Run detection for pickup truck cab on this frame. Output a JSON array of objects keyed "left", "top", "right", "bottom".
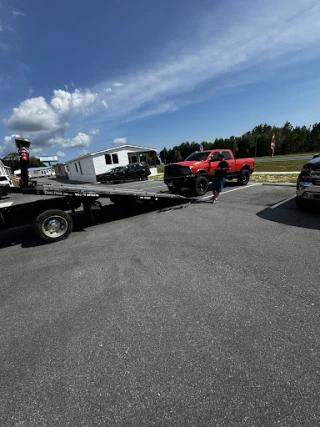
[{"left": 164, "top": 149, "right": 255, "bottom": 195}]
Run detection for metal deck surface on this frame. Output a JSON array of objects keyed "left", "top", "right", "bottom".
[
  {"left": 41, "top": 182, "right": 190, "bottom": 200},
  {"left": 0, "top": 192, "right": 63, "bottom": 209},
  {"left": 0, "top": 179, "right": 191, "bottom": 210}
]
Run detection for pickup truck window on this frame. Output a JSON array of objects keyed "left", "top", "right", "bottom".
[
  {"left": 222, "top": 151, "right": 232, "bottom": 160},
  {"left": 210, "top": 151, "right": 232, "bottom": 161},
  {"left": 185, "top": 152, "right": 209, "bottom": 161}
]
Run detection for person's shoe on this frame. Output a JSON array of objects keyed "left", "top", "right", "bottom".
[{"left": 210, "top": 196, "right": 215, "bottom": 202}]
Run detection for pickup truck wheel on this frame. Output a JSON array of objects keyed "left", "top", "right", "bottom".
[
  {"left": 238, "top": 169, "right": 250, "bottom": 185},
  {"left": 194, "top": 176, "right": 209, "bottom": 196},
  {"left": 34, "top": 209, "right": 73, "bottom": 243},
  {"left": 141, "top": 173, "right": 148, "bottom": 180}
]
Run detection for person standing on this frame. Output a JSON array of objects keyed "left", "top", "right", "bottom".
[{"left": 211, "top": 153, "right": 230, "bottom": 202}]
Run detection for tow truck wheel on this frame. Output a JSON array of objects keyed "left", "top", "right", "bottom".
[
  {"left": 34, "top": 209, "right": 73, "bottom": 243},
  {"left": 194, "top": 176, "right": 209, "bottom": 196}
]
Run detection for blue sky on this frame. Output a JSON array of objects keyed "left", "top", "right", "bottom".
[{"left": 1, "top": 0, "right": 320, "bottom": 161}]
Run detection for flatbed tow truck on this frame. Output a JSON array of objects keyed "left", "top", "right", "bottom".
[{"left": 0, "top": 182, "right": 191, "bottom": 243}]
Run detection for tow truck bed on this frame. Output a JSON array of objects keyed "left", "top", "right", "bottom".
[{"left": 0, "top": 181, "right": 192, "bottom": 243}]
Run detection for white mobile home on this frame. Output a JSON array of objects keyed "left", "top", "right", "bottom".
[
  {"left": 57, "top": 145, "right": 160, "bottom": 183},
  {"left": 14, "top": 166, "right": 55, "bottom": 179}
]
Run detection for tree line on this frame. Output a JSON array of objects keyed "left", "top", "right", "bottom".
[{"left": 159, "top": 121, "right": 320, "bottom": 163}]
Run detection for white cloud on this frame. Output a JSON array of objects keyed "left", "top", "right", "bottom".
[
  {"left": 113, "top": 82, "right": 123, "bottom": 87},
  {"left": 50, "top": 88, "right": 98, "bottom": 115},
  {"left": 2, "top": 88, "right": 100, "bottom": 153},
  {"left": 57, "top": 151, "right": 66, "bottom": 157},
  {"left": 0, "top": 134, "right": 20, "bottom": 154},
  {"left": 30, "top": 147, "right": 44, "bottom": 155},
  {"left": 12, "top": 10, "right": 25, "bottom": 16},
  {"left": 104, "top": 88, "right": 112, "bottom": 93},
  {"left": 48, "top": 133, "right": 92, "bottom": 148},
  {"left": 112, "top": 137, "right": 127, "bottom": 145},
  {"left": 89, "top": 128, "right": 99, "bottom": 135},
  {"left": 102, "top": 100, "right": 108, "bottom": 108}
]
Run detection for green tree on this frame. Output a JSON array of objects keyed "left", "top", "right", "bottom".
[
  {"left": 173, "top": 150, "right": 183, "bottom": 162},
  {"left": 1, "top": 152, "right": 20, "bottom": 171},
  {"left": 1, "top": 152, "right": 44, "bottom": 171}
]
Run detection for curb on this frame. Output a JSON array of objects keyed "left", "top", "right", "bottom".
[
  {"left": 254, "top": 172, "right": 300, "bottom": 175},
  {"left": 262, "top": 183, "right": 296, "bottom": 187}
]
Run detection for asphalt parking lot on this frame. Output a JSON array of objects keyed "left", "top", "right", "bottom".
[{"left": 1, "top": 181, "right": 320, "bottom": 426}]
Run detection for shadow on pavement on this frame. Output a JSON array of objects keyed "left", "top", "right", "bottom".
[
  {"left": 0, "top": 199, "right": 189, "bottom": 249},
  {"left": 257, "top": 199, "right": 320, "bottom": 231}
]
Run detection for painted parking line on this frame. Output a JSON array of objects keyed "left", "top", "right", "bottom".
[
  {"left": 200, "top": 183, "right": 261, "bottom": 200},
  {"left": 270, "top": 195, "right": 296, "bottom": 209}
]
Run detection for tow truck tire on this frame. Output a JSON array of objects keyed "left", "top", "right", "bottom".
[
  {"left": 238, "top": 169, "right": 250, "bottom": 185},
  {"left": 194, "top": 176, "right": 209, "bottom": 196},
  {"left": 34, "top": 209, "right": 73, "bottom": 243}
]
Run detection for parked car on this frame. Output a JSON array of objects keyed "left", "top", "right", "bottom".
[
  {"left": 164, "top": 149, "right": 254, "bottom": 195},
  {"left": 296, "top": 156, "right": 320, "bottom": 208},
  {"left": 0, "top": 175, "right": 15, "bottom": 198},
  {"left": 97, "top": 163, "right": 151, "bottom": 183}
]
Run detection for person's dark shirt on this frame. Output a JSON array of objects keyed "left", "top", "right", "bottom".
[{"left": 215, "top": 160, "right": 230, "bottom": 177}]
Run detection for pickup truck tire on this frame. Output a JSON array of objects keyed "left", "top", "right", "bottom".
[
  {"left": 238, "top": 169, "right": 250, "bottom": 185},
  {"left": 34, "top": 209, "right": 73, "bottom": 243},
  {"left": 194, "top": 176, "right": 209, "bottom": 196}
]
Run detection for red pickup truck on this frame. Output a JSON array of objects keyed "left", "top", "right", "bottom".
[{"left": 164, "top": 149, "right": 255, "bottom": 195}]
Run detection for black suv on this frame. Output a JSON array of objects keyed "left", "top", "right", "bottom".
[{"left": 97, "top": 163, "right": 151, "bottom": 183}]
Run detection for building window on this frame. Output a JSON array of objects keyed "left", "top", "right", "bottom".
[
  {"left": 105, "top": 154, "right": 112, "bottom": 164},
  {"left": 79, "top": 161, "right": 83, "bottom": 175},
  {"left": 112, "top": 154, "right": 119, "bottom": 164},
  {"left": 75, "top": 163, "right": 78, "bottom": 173}
]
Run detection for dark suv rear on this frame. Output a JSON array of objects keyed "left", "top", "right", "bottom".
[
  {"left": 296, "top": 157, "right": 320, "bottom": 208},
  {"left": 97, "top": 163, "right": 151, "bottom": 183}
]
